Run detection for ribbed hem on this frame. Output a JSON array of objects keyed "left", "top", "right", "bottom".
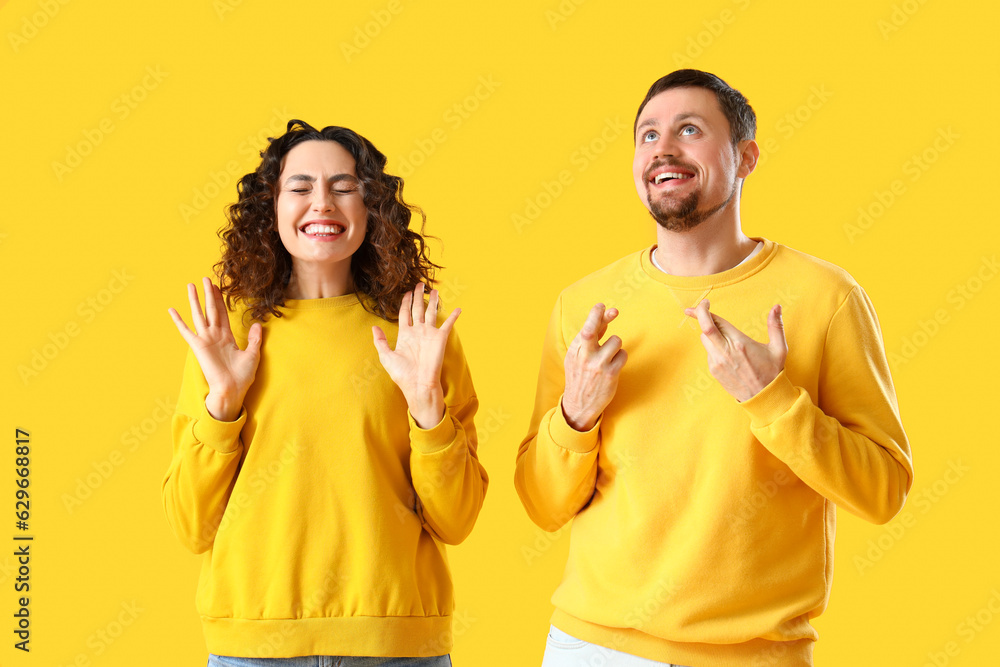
[
  {"left": 203, "top": 614, "right": 453, "bottom": 659},
  {"left": 740, "top": 371, "right": 803, "bottom": 428},
  {"left": 551, "top": 610, "right": 813, "bottom": 667},
  {"left": 408, "top": 410, "right": 459, "bottom": 454},
  {"left": 546, "top": 398, "right": 601, "bottom": 453},
  {"left": 191, "top": 403, "right": 246, "bottom": 454}
]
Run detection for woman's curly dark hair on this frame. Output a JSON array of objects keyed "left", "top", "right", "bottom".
[{"left": 214, "top": 119, "right": 441, "bottom": 323}]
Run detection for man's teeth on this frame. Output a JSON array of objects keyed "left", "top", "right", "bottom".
[
  {"left": 654, "top": 172, "right": 694, "bottom": 185},
  {"left": 303, "top": 223, "right": 345, "bottom": 235}
]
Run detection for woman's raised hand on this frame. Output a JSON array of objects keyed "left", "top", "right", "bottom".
[
  {"left": 372, "top": 283, "right": 460, "bottom": 430},
  {"left": 168, "top": 277, "right": 262, "bottom": 422}
]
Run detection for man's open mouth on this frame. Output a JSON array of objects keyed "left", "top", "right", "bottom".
[{"left": 652, "top": 170, "right": 695, "bottom": 185}]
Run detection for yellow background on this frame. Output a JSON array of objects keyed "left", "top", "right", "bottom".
[{"left": 2, "top": 0, "right": 998, "bottom": 665}]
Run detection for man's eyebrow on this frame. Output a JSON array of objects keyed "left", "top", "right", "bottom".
[
  {"left": 636, "top": 118, "right": 659, "bottom": 135},
  {"left": 284, "top": 173, "right": 360, "bottom": 184},
  {"left": 674, "top": 112, "right": 706, "bottom": 124}
]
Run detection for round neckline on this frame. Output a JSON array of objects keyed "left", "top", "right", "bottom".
[
  {"left": 640, "top": 237, "right": 777, "bottom": 291},
  {"left": 279, "top": 292, "right": 364, "bottom": 309}
]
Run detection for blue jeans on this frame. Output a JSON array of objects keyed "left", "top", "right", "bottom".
[
  {"left": 541, "top": 625, "right": 692, "bottom": 667},
  {"left": 207, "top": 655, "right": 451, "bottom": 667}
]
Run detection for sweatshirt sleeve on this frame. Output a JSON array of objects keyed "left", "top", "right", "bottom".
[
  {"left": 740, "top": 284, "right": 913, "bottom": 525},
  {"left": 408, "top": 328, "right": 489, "bottom": 546},
  {"left": 161, "top": 348, "right": 246, "bottom": 553},
  {"left": 514, "top": 293, "right": 602, "bottom": 532}
]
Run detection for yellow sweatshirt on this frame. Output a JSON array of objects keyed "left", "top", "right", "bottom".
[
  {"left": 162, "top": 292, "right": 488, "bottom": 658},
  {"left": 515, "top": 238, "right": 912, "bottom": 667}
]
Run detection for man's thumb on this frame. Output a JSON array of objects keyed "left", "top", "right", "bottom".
[{"left": 767, "top": 304, "right": 787, "bottom": 356}]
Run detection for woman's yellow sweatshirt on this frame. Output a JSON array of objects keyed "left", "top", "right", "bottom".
[
  {"left": 162, "top": 292, "right": 488, "bottom": 658},
  {"left": 515, "top": 238, "right": 913, "bottom": 667}
]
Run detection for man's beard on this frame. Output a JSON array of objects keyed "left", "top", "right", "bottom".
[{"left": 646, "top": 180, "right": 737, "bottom": 232}]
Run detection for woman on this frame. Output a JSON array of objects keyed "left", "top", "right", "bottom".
[{"left": 162, "top": 120, "right": 487, "bottom": 666}]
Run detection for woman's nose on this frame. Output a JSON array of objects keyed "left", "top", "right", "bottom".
[{"left": 311, "top": 190, "right": 335, "bottom": 212}]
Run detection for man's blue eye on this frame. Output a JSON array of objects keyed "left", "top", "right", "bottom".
[
  {"left": 681, "top": 126, "right": 698, "bottom": 135},
  {"left": 643, "top": 131, "right": 658, "bottom": 142}
]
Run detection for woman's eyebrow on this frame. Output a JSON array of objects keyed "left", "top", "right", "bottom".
[{"left": 284, "top": 173, "right": 360, "bottom": 184}]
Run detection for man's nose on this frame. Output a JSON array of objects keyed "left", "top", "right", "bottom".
[{"left": 652, "top": 133, "right": 681, "bottom": 159}]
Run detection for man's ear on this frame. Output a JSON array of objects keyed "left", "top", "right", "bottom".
[{"left": 736, "top": 139, "right": 759, "bottom": 179}]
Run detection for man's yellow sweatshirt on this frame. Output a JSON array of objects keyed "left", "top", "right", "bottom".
[
  {"left": 515, "top": 238, "right": 913, "bottom": 667},
  {"left": 162, "top": 292, "right": 488, "bottom": 658}
]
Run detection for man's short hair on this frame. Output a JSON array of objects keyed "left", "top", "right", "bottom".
[{"left": 634, "top": 69, "right": 756, "bottom": 147}]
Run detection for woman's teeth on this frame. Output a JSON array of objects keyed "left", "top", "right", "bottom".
[{"left": 303, "top": 223, "right": 345, "bottom": 235}]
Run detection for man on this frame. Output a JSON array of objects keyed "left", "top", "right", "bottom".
[{"left": 514, "top": 69, "right": 913, "bottom": 667}]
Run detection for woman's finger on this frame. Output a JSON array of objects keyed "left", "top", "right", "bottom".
[
  {"left": 167, "top": 307, "right": 196, "bottom": 346},
  {"left": 425, "top": 288, "right": 440, "bottom": 327},
  {"left": 245, "top": 322, "right": 263, "bottom": 358},
  {"left": 211, "top": 282, "right": 237, "bottom": 338},
  {"left": 372, "top": 325, "right": 392, "bottom": 356},
  {"left": 187, "top": 282, "right": 208, "bottom": 334},
  {"left": 202, "top": 277, "right": 219, "bottom": 327},
  {"left": 438, "top": 306, "right": 461, "bottom": 337},
  {"left": 398, "top": 289, "right": 413, "bottom": 327},
  {"left": 411, "top": 283, "right": 427, "bottom": 324}
]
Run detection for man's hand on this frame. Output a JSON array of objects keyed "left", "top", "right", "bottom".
[
  {"left": 684, "top": 299, "right": 787, "bottom": 402},
  {"left": 561, "top": 303, "right": 628, "bottom": 431}
]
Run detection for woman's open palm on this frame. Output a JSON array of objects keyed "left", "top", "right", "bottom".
[
  {"left": 372, "top": 283, "right": 459, "bottom": 428},
  {"left": 168, "top": 277, "right": 262, "bottom": 419}
]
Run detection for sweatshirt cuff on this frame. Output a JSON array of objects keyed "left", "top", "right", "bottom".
[
  {"left": 191, "top": 401, "right": 246, "bottom": 454},
  {"left": 546, "top": 396, "right": 601, "bottom": 454},
  {"left": 408, "top": 410, "right": 459, "bottom": 454},
  {"left": 740, "top": 371, "right": 803, "bottom": 428}
]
